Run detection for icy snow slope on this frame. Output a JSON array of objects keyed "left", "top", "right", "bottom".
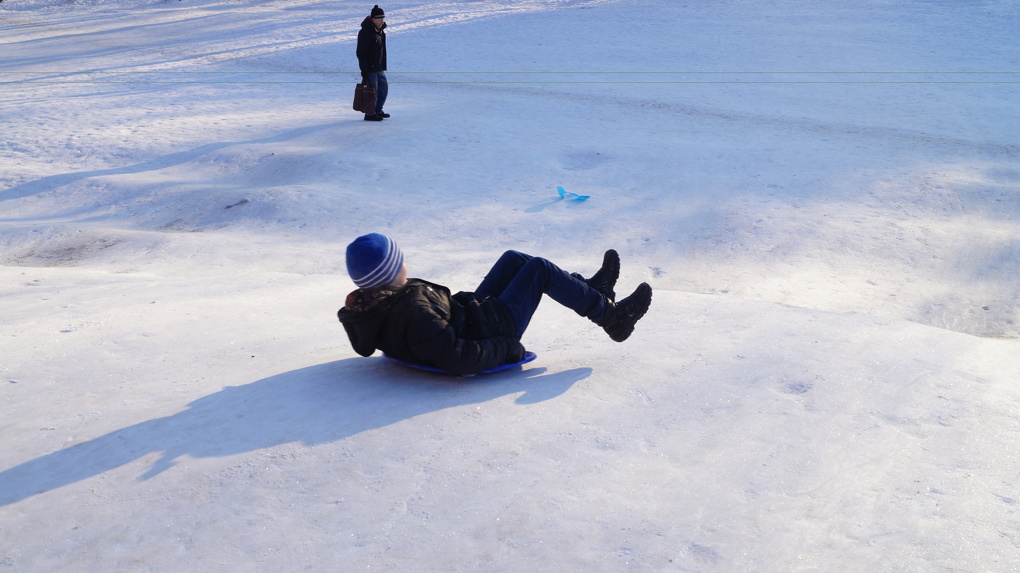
[{"left": 3, "top": 0, "right": 1020, "bottom": 571}]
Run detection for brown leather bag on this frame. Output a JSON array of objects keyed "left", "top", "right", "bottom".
[{"left": 353, "top": 83, "right": 377, "bottom": 113}]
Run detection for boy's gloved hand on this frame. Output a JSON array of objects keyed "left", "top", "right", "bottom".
[{"left": 505, "top": 340, "right": 525, "bottom": 365}]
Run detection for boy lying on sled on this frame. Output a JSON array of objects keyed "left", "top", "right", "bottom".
[{"left": 338, "top": 233, "right": 652, "bottom": 376}]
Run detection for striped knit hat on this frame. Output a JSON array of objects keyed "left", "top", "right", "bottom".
[{"left": 346, "top": 233, "right": 405, "bottom": 289}]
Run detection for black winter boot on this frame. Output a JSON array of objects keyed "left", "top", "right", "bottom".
[
  {"left": 585, "top": 249, "right": 620, "bottom": 301},
  {"left": 597, "top": 282, "right": 652, "bottom": 342}
]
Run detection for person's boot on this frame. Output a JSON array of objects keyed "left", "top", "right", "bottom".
[
  {"left": 597, "top": 282, "right": 652, "bottom": 342},
  {"left": 585, "top": 249, "right": 620, "bottom": 301}
]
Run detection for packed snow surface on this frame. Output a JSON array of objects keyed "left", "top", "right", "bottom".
[{"left": 2, "top": 0, "right": 1019, "bottom": 570}]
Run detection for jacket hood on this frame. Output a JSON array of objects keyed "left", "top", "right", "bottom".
[{"left": 337, "top": 286, "right": 401, "bottom": 356}]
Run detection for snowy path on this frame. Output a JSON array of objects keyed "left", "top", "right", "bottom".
[{"left": 3, "top": 0, "right": 1020, "bottom": 570}]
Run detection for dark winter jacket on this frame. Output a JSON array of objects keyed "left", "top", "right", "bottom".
[
  {"left": 356, "top": 16, "right": 387, "bottom": 75},
  {"left": 338, "top": 279, "right": 525, "bottom": 376}
]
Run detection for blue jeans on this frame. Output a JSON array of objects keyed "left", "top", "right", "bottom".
[
  {"left": 362, "top": 72, "right": 388, "bottom": 114},
  {"left": 474, "top": 251, "right": 607, "bottom": 339}
]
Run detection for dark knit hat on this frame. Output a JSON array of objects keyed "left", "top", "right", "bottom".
[
  {"left": 346, "top": 233, "right": 404, "bottom": 289},
  {"left": 370, "top": 5, "right": 385, "bottom": 18}
]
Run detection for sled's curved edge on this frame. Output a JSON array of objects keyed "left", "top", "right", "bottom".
[{"left": 385, "top": 351, "right": 537, "bottom": 375}]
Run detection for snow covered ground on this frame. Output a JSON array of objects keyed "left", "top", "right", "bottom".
[{"left": 2, "top": 0, "right": 1019, "bottom": 570}]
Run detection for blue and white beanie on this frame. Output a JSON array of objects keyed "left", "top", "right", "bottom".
[{"left": 346, "top": 233, "right": 405, "bottom": 289}]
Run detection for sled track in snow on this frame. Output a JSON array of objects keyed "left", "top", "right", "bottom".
[{"left": 437, "top": 80, "right": 1019, "bottom": 159}]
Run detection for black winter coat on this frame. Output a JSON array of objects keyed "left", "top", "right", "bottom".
[
  {"left": 338, "top": 279, "right": 525, "bottom": 376},
  {"left": 356, "top": 16, "right": 387, "bottom": 74}
]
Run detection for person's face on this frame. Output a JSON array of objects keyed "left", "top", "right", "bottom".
[{"left": 373, "top": 15, "right": 384, "bottom": 28}]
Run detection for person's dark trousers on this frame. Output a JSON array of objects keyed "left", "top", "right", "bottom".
[
  {"left": 362, "top": 72, "right": 388, "bottom": 114},
  {"left": 474, "top": 250, "right": 607, "bottom": 338}
]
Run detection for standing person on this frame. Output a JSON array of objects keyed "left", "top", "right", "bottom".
[
  {"left": 357, "top": 5, "right": 389, "bottom": 121},
  {"left": 337, "top": 233, "right": 654, "bottom": 376}
]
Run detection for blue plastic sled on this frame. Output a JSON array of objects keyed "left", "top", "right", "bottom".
[
  {"left": 557, "top": 186, "right": 590, "bottom": 202},
  {"left": 385, "top": 351, "right": 537, "bottom": 376}
]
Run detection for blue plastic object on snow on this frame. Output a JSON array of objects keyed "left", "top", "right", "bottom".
[
  {"left": 558, "top": 186, "right": 590, "bottom": 202},
  {"left": 385, "top": 351, "right": 538, "bottom": 376}
]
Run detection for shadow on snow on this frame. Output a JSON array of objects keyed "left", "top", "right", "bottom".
[{"left": 0, "top": 357, "right": 590, "bottom": 506}]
